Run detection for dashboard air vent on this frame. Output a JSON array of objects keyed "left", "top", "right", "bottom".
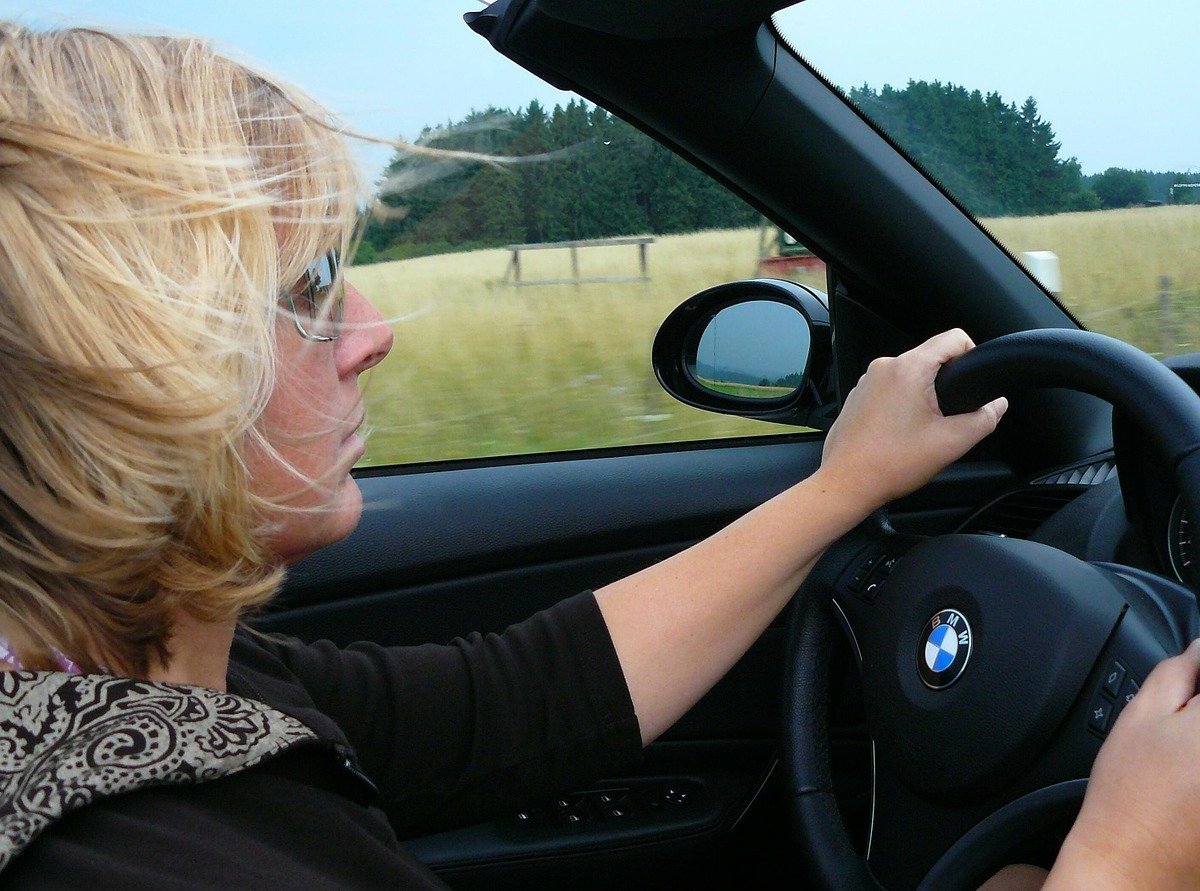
[
  {"left": 959, "top": 485, "right": 1088, "bottom": 539},
  {"left": 1029, "top": 460, "right": 1117, "bottom": 487},
  {"left": 957, "top": 457, "right": 1116, "bottom": 539}
]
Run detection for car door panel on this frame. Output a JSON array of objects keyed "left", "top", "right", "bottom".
[{"left": 276, "top": 438, "right": 825, "bottom": 607}]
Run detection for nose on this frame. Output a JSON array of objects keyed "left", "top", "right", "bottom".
[{"left": 337, "top": 281, "right": 394, "bottom": 378}]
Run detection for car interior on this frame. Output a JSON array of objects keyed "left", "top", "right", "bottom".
[{"left": 244, "top": 1, "right": 1197, "bottom": 888}]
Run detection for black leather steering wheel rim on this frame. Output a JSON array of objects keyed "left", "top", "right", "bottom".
[
  {"left": 783, "top": 579, "right": 882, "bottom": 890},
  {"left": 783, "top": 328, "right": 1200, "bottom": 890}
]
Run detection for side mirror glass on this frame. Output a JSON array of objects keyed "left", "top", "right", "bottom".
[{"left": 690, "top": 301, "right": 811, "bottom": 401}]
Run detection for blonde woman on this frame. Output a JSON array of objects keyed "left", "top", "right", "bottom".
[{"left": 0, "top": 23, "right": 1192, "bottom": 890}]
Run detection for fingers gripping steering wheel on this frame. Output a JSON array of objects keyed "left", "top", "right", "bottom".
[{"left": 784, "top": 329, "right": 1200, "bottom": 890}]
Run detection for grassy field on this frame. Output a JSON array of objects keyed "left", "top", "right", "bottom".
[
  {"left": 699, "top": 379, "right": 797, "bottom": 399},
  {"left": 986, "top": 205, "right": 1200, "bottom": 352},
  {"left": 348, "top": 206, "right": 1200, "bottom": 467}
]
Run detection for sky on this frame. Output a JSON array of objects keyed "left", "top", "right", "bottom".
[
  {"left": 696, "top": 301, "right": 813, "bottom": 383},
  {"left": 774, "top": 0, "right": 1198, "bottom": 177},
  {"left": 1, "top": 0, "right": 1195, "bottom": 185}
]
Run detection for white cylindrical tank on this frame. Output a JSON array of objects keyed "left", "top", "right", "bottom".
[{"left": 1022, "top": 250, "right": 1062, "bottom": 295}]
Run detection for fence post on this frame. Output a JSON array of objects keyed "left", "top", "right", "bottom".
[
  {"left": 500, "top": 236, "right": 654, "bottom": 286},
  {"left": 1159, "top": 275, "right": 1175, "bottom": 356}
]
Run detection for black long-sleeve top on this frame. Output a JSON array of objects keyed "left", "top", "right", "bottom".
[{"left": 4, "top": 591, "right": 642, "bottom": 888}]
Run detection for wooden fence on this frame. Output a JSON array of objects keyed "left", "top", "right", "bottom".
[{"left": 501, "top": 236, "right": 653, "bottom": 286}]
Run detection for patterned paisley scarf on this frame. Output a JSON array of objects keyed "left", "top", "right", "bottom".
[{"left": 0, "top": 671, "right": 317, "bottom": 870}]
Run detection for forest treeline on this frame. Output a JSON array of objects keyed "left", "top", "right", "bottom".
[{"left": 358, "top": 81, "right": 1195, "bottom": 264}]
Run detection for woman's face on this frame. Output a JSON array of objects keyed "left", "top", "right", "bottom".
[{"left": 251, "top": 279, "right": 394, "bottom": 563}]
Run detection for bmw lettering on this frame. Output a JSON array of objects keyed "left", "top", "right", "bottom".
[{"left": 918, "top": 609, "right": 973, "bottom": 690}]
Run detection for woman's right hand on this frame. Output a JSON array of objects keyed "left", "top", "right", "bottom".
[
  {"left": 1047, "top": 640, "right": 1200, "bottom": 889},
  {"left": 816, "top": 329, "right": 1008, "bottom": 513}
]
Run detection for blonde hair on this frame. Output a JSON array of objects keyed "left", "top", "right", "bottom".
[{"left": 0, "top": 24, "right": 361, "bottom": 676}]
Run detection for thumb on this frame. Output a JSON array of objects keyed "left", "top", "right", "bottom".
[
  {"left": 944, "top": 395, "right": 1008, "bottom": 441},
  {"left": 1134, "top": 639, "right": 1200, "bottom": 716}
]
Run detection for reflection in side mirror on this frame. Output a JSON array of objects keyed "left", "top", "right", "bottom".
[{"left": 688, "top": 301, "right": 811, "bottom": 401}]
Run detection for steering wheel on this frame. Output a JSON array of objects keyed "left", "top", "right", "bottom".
[{"left": 783, "top": 329, "right": 1200, "bottom": 890}]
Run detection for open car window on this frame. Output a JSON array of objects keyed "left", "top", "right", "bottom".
[
  {"left": 352, "top": 121, "right": 809, "bottom": 466},
  {"left": 775, "top": 0, "right": 1198, "bottom": 357}
]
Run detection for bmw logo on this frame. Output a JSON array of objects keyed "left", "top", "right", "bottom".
[{"left": 918, "top": 608, "right": 972, "bottom": 689}]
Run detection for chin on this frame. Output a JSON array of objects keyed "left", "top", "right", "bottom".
[
  {"left": 274, "top": 476, "right": 364, "bottom": 564},
  {"left": 326, "top": 477, "right": 365, "bottom": 543}
]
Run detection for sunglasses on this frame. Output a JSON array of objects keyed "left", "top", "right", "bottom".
[{"left": 282, "top": 249, "right": 343, "bottom": 341}]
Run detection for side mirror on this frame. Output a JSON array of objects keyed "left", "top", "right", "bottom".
[{"left": 652, "top": 279, "right": 835, "bottom": 428}]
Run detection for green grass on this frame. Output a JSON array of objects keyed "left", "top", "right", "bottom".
[
  {"left": 349, "top": 207, "right": 1200, "bottom": 467},
  {"left": 698, "top": 378, "right": 796, "bottom": 399},
  {"left": 349, "top": 229, "right": 796, "bottom": 466},
  {"left": 987, "top": 205, "right": 1200, "bottom": 354}
]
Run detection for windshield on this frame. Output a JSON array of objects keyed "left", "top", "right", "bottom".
[{"left": 775, "top": 0, "right": 1198, "bottom": 357}]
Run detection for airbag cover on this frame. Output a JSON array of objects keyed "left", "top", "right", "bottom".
[{"left": 859, "top": 534, "right": 1124, "bottom": 798}]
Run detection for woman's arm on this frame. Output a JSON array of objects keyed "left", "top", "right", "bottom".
[
  {"left": 239, "top": 593, "right": 643, "bottom": 835},
  {"left": 595, "top": 329, "right": 1008, "bottom": 744}
]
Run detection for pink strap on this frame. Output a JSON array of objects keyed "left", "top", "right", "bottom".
[{"left": 0, "top": 634, "right": 81, "bottom": 674}]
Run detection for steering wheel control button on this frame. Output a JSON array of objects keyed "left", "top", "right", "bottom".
[
  {"left": 846, "top": 552, "right": 899, "bottom": 602},
  {"left": 848, "top": 554, "right": 883, "bottom": 592},
  {"left": 1101, "top": 661, "right": 1126, "bottom": 698},
  {"left": 917, "top": 608, "right": 973, "bottom": 689},
  {"left": 1088, "top": 696, "right": 1113, "bottom": 735},
  {"left": 1118, "top": 676, "right": 1140, "bottom": 707}
]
